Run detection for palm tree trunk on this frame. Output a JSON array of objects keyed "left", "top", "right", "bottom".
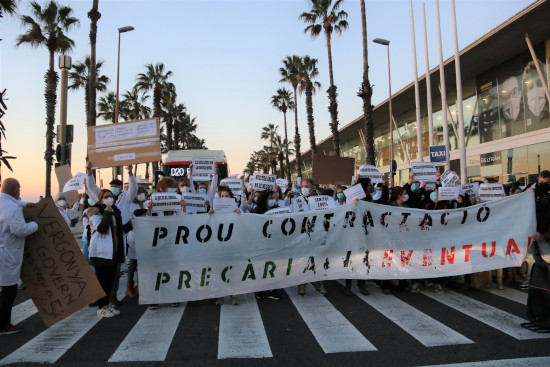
[
  {"left": 293, "top": 86, "right": 302, "bottom": 178},
  {"left": 44, "top": 65, "right": 59, "bottom": 198},
  {"left": 305, "top": 84, "right": 317, "bottom": 154},
  {"left": 278, "top": 153, "right": 284, "bottom": 178},
  {"left": 325, "top": 31, "right": 341, "bottom": 157},
  {"left": 88, "top": 0, "right": 100, "bottom": 127},
  {"left": 166, "top": 116, "right": 173, "bottom": 151},
  {"left": 283, "top": 111, "right": 291, "bottom": 181},
  {"left": 358, "top": 0, "right": 375, "bottom": 165}
]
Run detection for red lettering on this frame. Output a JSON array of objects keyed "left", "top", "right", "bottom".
[
  {"left": 482, "top": 241, "right": 496, "bottom": 258},
  {"left": 462, "top": 244, "right": 473, "bottom": 262},
  {"left": 382, "top": 250, "right": 393, "bottom": 267},
  {"left": 505, "top": 238, "right": 520, "bottom": 255},
  {"left": 441, "top": 247, "right": 455, "bottom": 265},
  {"left": 422, "top": 249, "right": 432, "bottom": 267},
  {"left": 401, "top": 250, "right": 414, "bottom": 266}
]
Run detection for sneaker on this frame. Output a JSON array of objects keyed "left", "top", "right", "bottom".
[
  {"left": 170, "top": 303, "right": 180, "bottom": 307},
  {"left": 267, "top": 290, "right": 280, "bottom": 300},
  {"left": 0, "top": 324, "right": 22, "bottom": 335},
  {"left": 317, "top": 283, "right": 327, "bottom": 295},
  {"left": 520, "top": 281, "right": 529, "bottom": 290},
  {"left": 97, "top": 306, "right": 115, "bottom": 318},
  {"left": 107, "top": 304, "right": 120, "bottom": 316},
  {"left": 148, "top": 304, "right": 159, "bottom": 310},
  {"left": 298, "top": 284, "right": 306, "bottom": 296},
  {"left": 411, "top": 282, "right": 421, "bottom": 293},
  {"left": 433, "top": 283, "right": 445, "bottom": 294}
]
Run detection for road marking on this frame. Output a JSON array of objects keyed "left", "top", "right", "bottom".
[
  {"left": 0, "top": 308, "right": 100, "bottom": 365},
  {"left": 480, "top": 286, "right": 527, "bottom": 305},
  {"left": 423, "top": 289, "right": 550, "bottom": 340},
  {"left": 416, "top": 356, "right": 550, "bottom": 367},
  {"left": 109, "top": 304, "right": 186, "bottom": 362},
  {"left": 285, "top": 284, "right": 377, "bottom": 353},
  {"left": 217, "top": 294, "right": 272, "bottom": 359},
  {"left": 11, "top": 299, "right": 37, "bottom": 325},
  {"left": 337, "top": 280, "right": 473, "bottom": 347}
]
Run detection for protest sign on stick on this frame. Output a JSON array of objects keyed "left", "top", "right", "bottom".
[{"left": 21, "top": 198, "right": 105, "bottom": 326}]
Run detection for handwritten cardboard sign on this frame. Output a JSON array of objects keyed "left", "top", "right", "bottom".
[
  {"left": 87, "top": 118, "right": 161, "bottom": 169},
  {"left": 182, "top": 193, "right": 207, "bottom": 213},
  {"left": 21, "top": 198, "right": 105, "bottom": 327}
]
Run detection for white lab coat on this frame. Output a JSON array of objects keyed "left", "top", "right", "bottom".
[
  {"left": 86, "top": 173, "right": 138, "bottom": 225},
  {"left": 0, "top": 194, "right": 39, "bottom": 286}
]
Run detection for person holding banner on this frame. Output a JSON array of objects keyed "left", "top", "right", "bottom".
[
  {"left": 87, "top": 189, "right": 125, "bottom": 318},
  {"left": 0, "top": 178, "right": 39, "bottom": 335},
  {"left": 404, "top": 171, "right": 428, "bottom": 209},
  {"left": 334, "top": 186, "right": 347, "bottom": 206},
  {"left": 251, "top": 189, "right": 278, "bottom": 215}
]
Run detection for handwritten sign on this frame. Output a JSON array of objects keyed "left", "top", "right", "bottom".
[
  {"left": 150, "top": 193, "right": 182, "bottom": 213},
  {"left": 265, "top": 207, "right": 292, "bottom": 216},
  {"left": 358, "top": 165, "right": 383, "bottom": 184},
  {"left": 479, "top": 183, "right": 506, "bottom": 202},
  {"left": 220, "top": 178, "right": 243, "bottom": 195},
  {"left": 213, "top": 198, "right": 238, "bottom": 213},
  {"left": 292, "top": 196, "right": 309, "bottom": 212},
  {"left": 252, "top": 173, "right": 276, "bottom": 192},
  {"left": 182, "top": 193, "right": 207, "bottom": 213},
  {"left": 308, "top": 195, "right": 336, "bottom": 211},
  {"left": 440, "top": 170, "right": 460, "bottom": 188},
  {"left": 438, "top": 186, "right": 460, "bottom": 201},
  {"left": 343, "top": 184, "right": 367, "bottom": 201},
  {"left": 21, "top": 198, "right": 105, "bottom": 326},
  {"left": 411, "top": 162, "right": 438, "bottom": 182}
]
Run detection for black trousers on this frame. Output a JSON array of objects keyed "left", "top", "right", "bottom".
[
  {"left": 95, "top": 266, "right": 116, "bottom": 308},
  {"left": 0, "top": 284, "right": 18, "bottom": 329}
]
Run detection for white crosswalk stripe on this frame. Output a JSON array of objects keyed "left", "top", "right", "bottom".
[
  {"left": 422, "top": 289, "right": 550, "bottom": 340},
  {"left": 416, "top": 356, "right": 550, "bottom": 367},
  {"left": 480, "top": 286, "right": 528, "bottom": 305},
  {"left": 337, "top": 280, "right": 474, "bottom": 347},
  {"left": 285, "top": 284, "right": 377, "bottom": 353},
  {"left": 11, "top": 299, "right": 37, "bottom": 326}
]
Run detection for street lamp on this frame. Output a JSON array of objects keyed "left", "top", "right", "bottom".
[
  {"left": 373, "top": 38, "right": 394, "bottom": 187},
  {"left": 114, "top": 26, "right": 134, "bottom": 124}
]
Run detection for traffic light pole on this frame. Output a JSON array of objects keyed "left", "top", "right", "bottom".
[{"left": 58, "top": 55, "right": 71, "bottom": 166}]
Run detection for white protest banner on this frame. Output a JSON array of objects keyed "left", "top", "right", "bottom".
[
  {"left": 291, "top": 196, "right": 309, "bottom": 212},
  {"left": 192, "top": 157, "right": 216, "bottom": 180},
  {"left": 440, "top": 170, "right": 460, "bottom": 188},
  {"left": 63, "top": 176, "right": 84, "bottom": 192},
  {"left": 343, "top": 184, "right": 366, "bottom": 201},
  {"left": 438, "top": 186, "right": 460, "bottom": 201},
  {"left": 479, "top": 183, "right": 506, "bottom": 202},
  {"left": 308, "top": 195, "right": 336, "bottom": 211},
  {"left": 461, "top": 182, "right": 480, "bottom": 198},
  {"left": 182, "top": 193, "right": 207, "bottom": 213},
  {"left": 265, "top": 207, "right": 292, "bottom": 216},
  {"left": 213, "top": 197, "right": 238, "bottom": 213},
  {"left": 252, "top": 173, "right": 276, "bottom": 192},
  {"left": 151, "top": 193, "right": 182, "bottom": 213},
  {"left": 358, "top": 165, "right": 383, "bottom": 184},
  {"left": 411, "top": 162, "right": 438, "bottom": 182},
  {"left": 134, "top": 192, "right": 536, "bottom": 304},
  {"left": 276, "top": 178, "right": 289, "bottom": 188},
  {"left": 220, "top": 178, "right": 243, "bottom": 195}
]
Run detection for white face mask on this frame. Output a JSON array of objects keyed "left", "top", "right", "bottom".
[
  {"left": 57, "top": 200, "right": 66, "bottom": 208},
  {"left": 104, "top": 197, "right": 114, "bottom": 207},
  {"left": 137, "top": 193, "right": 146, "bottom": 202},
  {"left": 402, "top": 194, "right": 409, "bottom": 203},
  {"left": 501, "top": 77, "right": 522, "bottom": 121},
  {"left": 527, "top": 79, "right": 546, "bottom": 117},
  {"left": 181, "top": 186, "right": 190, "bottom": 193},
  {"left": 301, "top": 187, "right": 311, "bottom": 197}
]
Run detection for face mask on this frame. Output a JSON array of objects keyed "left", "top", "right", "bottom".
[
  {"left": 402, "top": 194, "right": 409, "bottom": 203},
  {"left": 268, "top": 199, "right": 276, "bottom": 208},
  {"left": 104, "top": 197, "right": 114, "bottom": 207},
  {"left": 453, "top": 201, "right": 459, "bottom": 208},
  {"left": 301, "top": 187, "right": 311, "bottom": 197},
  {"left": 501, "top": 77, "right": 521, "bottom": 121},
  {"left": 110, "top": 187, "right": 120, "bottom": 196},
  {"left": 88, "top": 199, "right": 95, "bottom": 206},
  {"left": 57, "top": 200, "right": 66, "bottom": 208},
  {"left": 411, "top": 183, "right": 419, "bottom": 192},
  {"left": 430, "top": 192, "right": 437, "bottom": 201},
  {"left": 168, "top": 188, "right": 176, "bottom": 193},
  {"left": 337, "top": 193, "right": 344, "bottom": 200},
  {"left": 527, "top": 78, "right": 546, "bottom": 117},
  {"left": 137, "top": 193, "right": 146, "bottom": 202},
  {"left": 181, "top": 186, "right": 190, "bottom": 193},
  {"left": 253, "top": 197, "right": 258, "bottom": 203},
  {"left": 372, "top": 191, "right": 382, "bottom": 201},
  {"left": 199, "top": 188, "right": 207, "bottom": 194}
]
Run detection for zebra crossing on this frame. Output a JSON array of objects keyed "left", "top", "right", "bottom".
[{"left": 1, "top": 279, "right": 548, "bottom": 365}]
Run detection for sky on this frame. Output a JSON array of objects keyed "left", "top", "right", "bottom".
[{"left": 0, "top": 0, "right": 536, "bottom": 201}]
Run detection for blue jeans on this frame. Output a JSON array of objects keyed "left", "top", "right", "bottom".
[{"left": 82, "top": 237, "right": 95, "bottom": 273}]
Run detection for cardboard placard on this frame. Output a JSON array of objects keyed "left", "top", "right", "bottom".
[
  {"left": 311, "top": 155, "right": 355, "bottom": 185},
  {"left": 54, "top": 164, "right": 79, "bottom": 207},
  {"left": 252, "top": 173, "right": 276, "bottom": 192},
  {"left": 479, "top": 183, "right": 506, "bottom": 202},
  {"left": 220, "top": 178, "right": 243, "bottom": 195},
  {"left": 411, "top": 162, "right": 438, "bottom": 182},
  {"left": 182, "top": 193, "right": 207, "bottom": 213},
  {"left": 308, "top": 195, "right": 336, "bottom": 211},
  {"left": 440, "top": 170, "right": 460, "bottom": 188},
  {"left": 213, "top": 197, "right": 238, "bottom": 213},
  {"left": 292, "top": 196, "right": 309, "bottom": 212},
  {"left": 438, "top": 186, "right": 460, "bottom": 201},
  {"left": 150, "top": 193, "right": 182, "bottom": 213},
  {"left": 265, "top": 207, "right": 292, "bottom": 216},
  {"left": 21, "top": 198, "right": 105, "bottom": 327},
  {"left": 358, "top": 165, "right": 383, "bottom": 184},
  {"left": 460, "top": 182, "right": 480, "bottom": 198},
  {"left": 343, "top": 184, "right": 367, "bottom": 201},
  {"left": 87, "top": 118, "right": 161, "bottom": 169},
  {"left": 192, "top": 157, "right": 216, "bottom": 180}
]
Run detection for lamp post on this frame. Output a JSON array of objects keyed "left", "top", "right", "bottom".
[
  {"left": 373, "top": 38, "right": 394, "bottom": 187},
  {"left": 58, "top": 55, "right": 72, "bottom": 166}
]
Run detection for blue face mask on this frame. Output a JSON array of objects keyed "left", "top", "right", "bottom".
[
  {"left": 168, "top": 188, "right": 176, "bottom": 193},
  {"left": 88, "top": 199, "right": 95, "bottom": 206},
  {"left": 411, "top": 183, "right": 419, "bottom": 191},
  {"left": 337, "top": 193, "right": 344, "bottom": 200},
  {"left": 110, "top": 187, "right": 120, "bottom": 196},
  {"left": 430, "top": 192, "right": 437, "bottom": 201},
  {"left": 199, "top": 188, "right": 207, "bottom": 194},
  {"left": 268, "top": 199, "right": 276, "bottom": 208},
  {"left": 372, "top": 191, "right": 382, "bottom": 201}
]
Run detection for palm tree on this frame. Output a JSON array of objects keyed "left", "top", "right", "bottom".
[
  {"left": 272, "top": 135, "right": 287, "bottom": 177},
  {"left": 299, "top": 55, "right": 321, "bottom": 154},
  {"left": 87, "top": 0, "right": 100, "bottom": 127},
  {"left": 0, "top": 0, "right": 18, "bottom": 22},
  {"left": 120, "top": 86, "right": 151, "bottom": 121},
  {"left": 97, "top": 91, "right": 117, "bottom": 123},
  {"left": 271, "top": 88, "right": 294, "bottom": 180},
  {"left": 16, "top": 1, "right": 79, "bottom": 197},
  {"left": 358, "top": 0, "right": 375, "bottom": 165},
  {"left": 279, "top": 55, "right": 304, "bottom": 178},
  {"left": 300, "top": 0, "right": 349, "bottom": 156},
  {"left": 169, "top": 102, "right": 187, "bottom": 148},
  {"left": 0, "top": 92, "right": 16, "bottom": 182},
  {"left": 68, "top": 55, "right": 110, "bottom": 126},
  {"left": 260, "top": 123, "right": 278, "bottom": 151}
]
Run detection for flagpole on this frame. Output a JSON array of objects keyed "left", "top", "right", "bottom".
[
  {"left": 452, "top": 0, "right": 467, "bottom": 184},
  {"left": 410, "top": 0, "right": 424, "bottom": 162}
]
